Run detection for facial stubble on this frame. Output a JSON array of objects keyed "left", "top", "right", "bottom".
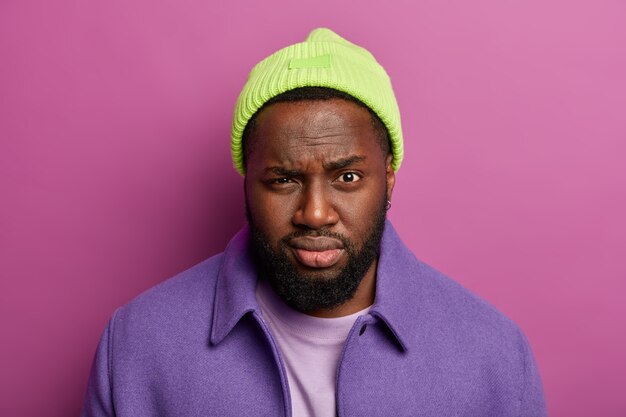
[{"left": 246, "top": 192, "right": 388, "bottom": 314}]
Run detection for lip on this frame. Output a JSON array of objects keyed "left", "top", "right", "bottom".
[
  {"left": 288, "top": 236, "right": 344, "bottom": 251},
  {"left": 288, "top": 236, "right": 345, "bottom": 268}
]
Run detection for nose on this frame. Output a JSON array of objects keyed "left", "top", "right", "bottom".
[{"left": 292, "top": 181, "right": 339, "bottom": 230}]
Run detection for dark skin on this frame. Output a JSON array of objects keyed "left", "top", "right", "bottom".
[{"left": 245, "top": 99, "right": 395, "bottom": 318}]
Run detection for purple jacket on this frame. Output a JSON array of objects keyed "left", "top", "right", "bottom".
[{"left": 81, "top": 221, "right": 546, "bottom": 416}]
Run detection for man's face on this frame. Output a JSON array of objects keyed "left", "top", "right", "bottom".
[{"left": 244, "top": 98, "right": 395, "bottom": 314}]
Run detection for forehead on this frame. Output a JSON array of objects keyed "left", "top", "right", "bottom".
[{"left": 246, "top": 99, "right": 382, "bottom": 172}]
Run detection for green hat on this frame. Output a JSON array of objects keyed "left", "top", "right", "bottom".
[{"left": 231, "top": 28, "right": 403, "bottom": 175}]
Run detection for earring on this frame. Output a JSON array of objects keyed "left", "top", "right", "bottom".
[{"left": 385, "top": 200, "right": 392, "bottom": 210}]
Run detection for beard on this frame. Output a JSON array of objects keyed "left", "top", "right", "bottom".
[{"left": 246, "top": 195, "right": 388, "bottom": 314}]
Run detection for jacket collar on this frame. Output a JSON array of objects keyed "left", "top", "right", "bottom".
[
  {"left": 368, "top": 220, "right": 423, "bottom": 351},
  {"left": 209, "top": 227, "right": 259, "bottom": 345},
  {"left": 210, "top": 221, "right": 422, "bottom": 351}
]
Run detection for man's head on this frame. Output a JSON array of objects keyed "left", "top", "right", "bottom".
[
  {"left": 244, "top": 94, "right": 395, "bottom": 315},
  {"left": 232, "top": 28, "right": 403, "bottom": 316}
]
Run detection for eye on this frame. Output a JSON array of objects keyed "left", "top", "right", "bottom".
[
  {"left": 267, "top": 177, "right": 296, "bottom": 186},
  {"left": 272, "top": 178, "right": 292, "bottom": 184},
  {"left": 336, "top": 172, "right": 362, "bottom": 183}
]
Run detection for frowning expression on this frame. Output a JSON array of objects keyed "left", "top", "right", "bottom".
[{"left": 244, "top": 98, "right": 395, "bottom": 312}]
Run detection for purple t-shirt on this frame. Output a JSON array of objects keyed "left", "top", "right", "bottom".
[{"left": 257, "top": 279, "right": 370, "bottom": 417}]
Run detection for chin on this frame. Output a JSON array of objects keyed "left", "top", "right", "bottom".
[{"left": 294, "top": 267, "right": 344, "bottom": 283}]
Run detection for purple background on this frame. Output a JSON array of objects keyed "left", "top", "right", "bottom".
[{"left": 1, "top": 1, "right": 625, "bottom": 416}]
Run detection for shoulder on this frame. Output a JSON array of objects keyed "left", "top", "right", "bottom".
[
  {"left": 415, "top": 261, "right": 546, "bottom": 414},
  {"left": 111, "top": 253, "right": 224, "bottom": 339},
  {"left": 415, "top": 259, "right": 521, "bottom": 342},
  {"left": 380, "top": 222, "right": 524, "bottom": 352},
  {"left": 407, "top": 258, "right": 531, "bottom": 385}
]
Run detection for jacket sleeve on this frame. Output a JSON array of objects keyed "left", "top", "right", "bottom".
[
  {"left": 518, "top": 328, "right": 547, "bottom": 417},
  {"left": 80, "top": 315, "right": 116, "bottom": 417}
]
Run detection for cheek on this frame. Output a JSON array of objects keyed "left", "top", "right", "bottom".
[
  {"left": 247, "top": 186, "right": 296, "bottom": 233},
  {"left": 334, "top": 187, "right": 386, "bottom": 235}
]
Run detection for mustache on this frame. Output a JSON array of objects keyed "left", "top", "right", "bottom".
[{"left": 280, "top": 229, "right": 352, "bottom": 248}]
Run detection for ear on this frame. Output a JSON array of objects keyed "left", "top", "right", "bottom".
[{"left": 385, "top": 153, "right": 395, "bottom": 202}]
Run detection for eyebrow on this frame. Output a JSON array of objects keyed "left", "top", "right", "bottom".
[
  {"left": 265, "top": 167, "right": 301, "bottom": 176},
  {"left": 264, "top": 155, "right": 367, "bottom": 176},
  {"left": 323, "top": 155, "right": 366, "bottom": 171}
]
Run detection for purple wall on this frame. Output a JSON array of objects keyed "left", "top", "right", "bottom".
[{"left": 1, "top": 1, "right": 625, "bottom": 416}]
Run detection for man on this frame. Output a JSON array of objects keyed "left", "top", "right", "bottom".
[{"left": 82, "top": 28, "right": 546, "bottom": 416}]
